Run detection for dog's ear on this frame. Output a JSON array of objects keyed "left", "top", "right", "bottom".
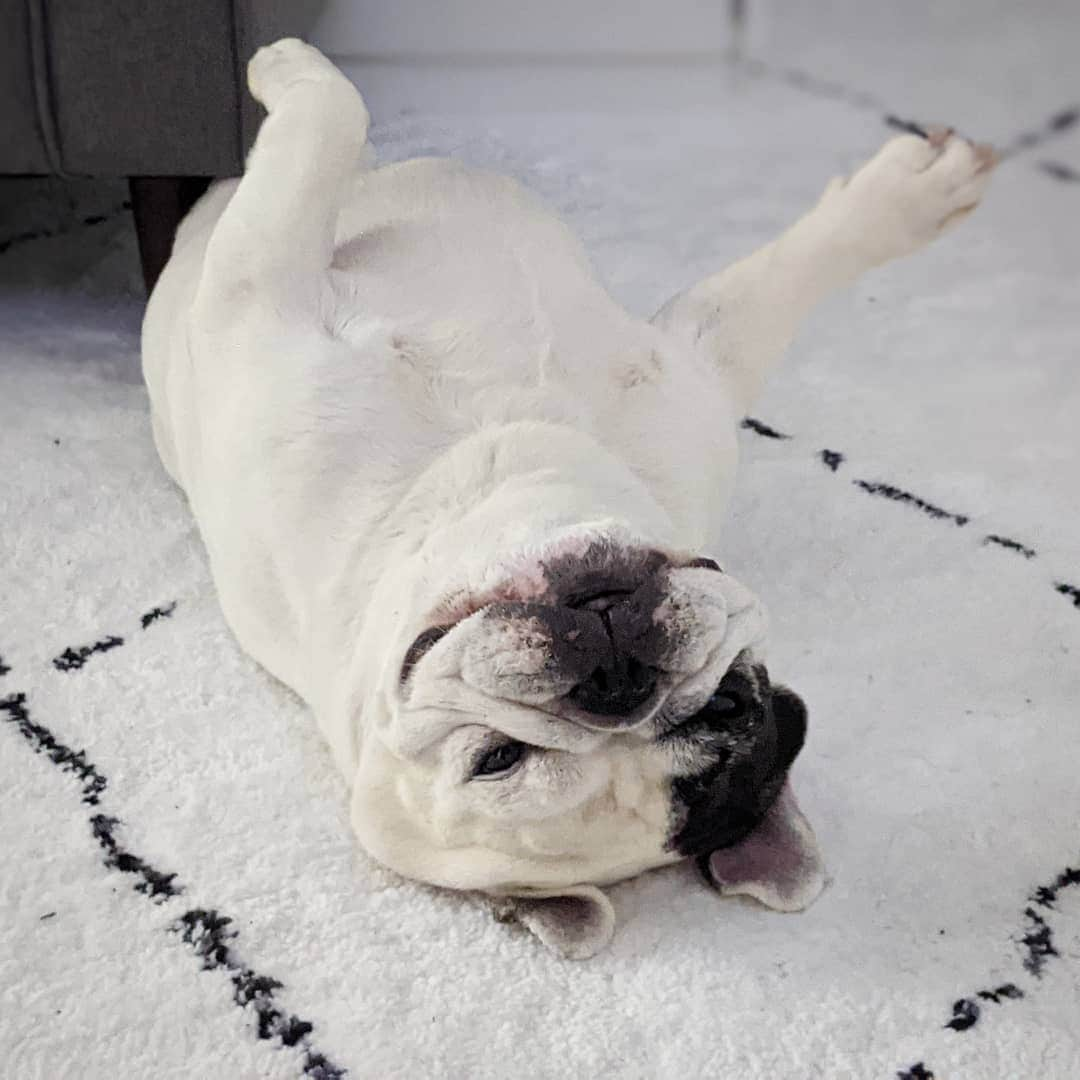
[
  {"left": 495, "top": 884, "right": 615, "bottom": 959},
  {"left": 699, "top": 779, "right": 825, "bottom": 911},
  {"left": 770, "top": 682, "right": 809, "bottom": 772}
]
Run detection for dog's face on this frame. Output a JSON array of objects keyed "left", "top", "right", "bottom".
[{"left": 350, "top": 536, "right": 824, "bottom": 956}]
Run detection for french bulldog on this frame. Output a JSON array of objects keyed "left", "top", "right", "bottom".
[{"left": 142, "top": 39, "right": 995, "bottom": 957}]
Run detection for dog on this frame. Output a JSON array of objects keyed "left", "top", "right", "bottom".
[{"left": 142, "top": 39, "right": 995, "bottom": 957}]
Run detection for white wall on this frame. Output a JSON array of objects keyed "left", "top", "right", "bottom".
[
  {"left": 311, "top": 1, "right": 733, "bottom": 61},
  {"left": 310, "top": 1, "right": 738, "bottom": 116}
]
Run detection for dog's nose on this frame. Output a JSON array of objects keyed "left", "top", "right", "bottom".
[
  {"left": 567, "top": 654, "right": 657, "bottom": 717},
  {"left": 562, "top": 585, "right": 661, "bottom": 722}
]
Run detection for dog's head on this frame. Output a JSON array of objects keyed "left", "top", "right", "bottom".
[{"left": 350, "top": 533, "right": 824, "bottom": 957}]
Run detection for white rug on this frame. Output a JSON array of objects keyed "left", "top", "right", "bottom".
[{"left": 3, "top": 28, "right": 1080, "bottom": 1080}]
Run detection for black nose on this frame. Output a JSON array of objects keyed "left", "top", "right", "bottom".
[
  {"left": 567, "top": 655, "right": 657, "bottom": 717},
  {"left": 562, "top": 585, "right": 661, "bottom": 721}
]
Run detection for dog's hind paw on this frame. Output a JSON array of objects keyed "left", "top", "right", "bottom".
[{"left": 247, "top": 38, "right": 363, "bottom": 116}]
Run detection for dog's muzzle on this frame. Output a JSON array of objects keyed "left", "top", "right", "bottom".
[
  {"left": 402, "top": 543, "right": 740, "bottom": 730},
  {"left": 523, "top": 547, "right": 677, "bottom": 727}
]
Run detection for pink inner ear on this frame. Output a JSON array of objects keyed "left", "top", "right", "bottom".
[{"left": 705, "top": 780, "right": 826, "bottom": 911}]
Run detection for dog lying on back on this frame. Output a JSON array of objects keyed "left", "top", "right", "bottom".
[{"left": 142, "top": 40, "right": 995, "bottom": 957}]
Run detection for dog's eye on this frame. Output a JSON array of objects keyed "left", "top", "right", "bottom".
[{"left": 473, "top": 740, "right": 527, "bottom": 779}]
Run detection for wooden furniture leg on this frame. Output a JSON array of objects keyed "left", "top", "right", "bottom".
[{"left": 128, "top": 176, "right": 212, "bottom": 293}]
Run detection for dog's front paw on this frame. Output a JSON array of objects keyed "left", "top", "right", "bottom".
[
  {"left": 824, "top": 127, "right": 997, "bottom": 265},
  {"left": 247, "top": 38, "right": 362, "bottom": 115}
]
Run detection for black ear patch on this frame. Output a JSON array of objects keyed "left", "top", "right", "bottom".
[
  {"left": 667, "top": 665, "right": 811, "bottom": 860},
  {"left": 770, "top": 684, "right": 808, "bottom": 772},
  {"left": 668, "top": 670, "right": 823, "bottom": 910}
]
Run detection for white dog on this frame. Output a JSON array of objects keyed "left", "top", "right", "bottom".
[{"left": 142, "top": 40, "right": 995, "bottom": 957}]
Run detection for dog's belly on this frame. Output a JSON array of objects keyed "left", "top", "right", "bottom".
[
  {"left": 327, "top": 158, "right": 742, "bottom": 541},
  {"left": 329, "top": 159, "right": 624, "bottom": 391}
]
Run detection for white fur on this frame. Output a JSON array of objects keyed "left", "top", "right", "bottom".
[{"left": 141, "top": 41, "right": 994, "bottom": 949}]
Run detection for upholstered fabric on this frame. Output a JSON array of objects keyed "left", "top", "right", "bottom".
[
  {"left": 1, "top": 1, "right": 53, "bottom": 172},
  {"left": 0, "top": 0, "right": 324, "bottom": 177}
]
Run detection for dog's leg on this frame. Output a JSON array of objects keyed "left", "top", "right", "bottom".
[
  {"left": 652, "top": 129, "right": 996, "bottom": 411},
  {"left": 194, "top": 39, "right": 370, "bottom": 323}
]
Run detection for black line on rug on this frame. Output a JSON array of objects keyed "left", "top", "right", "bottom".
[
  {"left": 0, "top": 688, "right": 347, "bottom": 1077},
  {"left": 750, "top": 423, "right": 1080, "bottom": 603},
  {"left": 736, "top": 56, "right": 886, "bottom": 113},
  {"left": 741, "top": 416, "right": 791, "bottom": 440},
  {"left": 897, "top": 1064, "right": 935, "bottom": 1080},
  {"left": 1001, "top": 106, "right": 1079, "bottom": 158},
  {"left": 853, "top": 479, "right": 970, "bottom": 526},
  {"left": 944, "top": 996, "right": 980, "bottom": 1032},
  {"left": 53, "top": 635, "right": 125, "bottom": 672},
  {"left": 90, "top": 814, "right": 181, "bottom": 900},
  {"left": 1027, "top": 866, "right": 1080, "bottom": 968},
  {"left": 984, "top": 534, "right": 1037, "bottom": 559},
  {"left": 1, "top": 690, "right": 177, "bottom": 892},
  {"left": 141, "top": 601, "right": 178, "bottom": 629},
  {"left": 774, "top": 65, "right": 884, "bottom": 109},
  {"left": 977, "top": 983, "right": 1025, "bottom": 1005},
  {"left": 1039, "top": 161, "right": 1080, "bottom": 183},
  {"left": 0, "top": 653, "right": 10, "bottom": 676},
  {"left": 944, "top": 983, "right": 1023, "bottom": 1032},
  {"left": 1021, "top": 907, "right": 1056, "bottom": 976},
  {"left": 1, "top": 691, "right": 107, "bottom": 804},
  {"left": 1055, "top": 583, "right": 1080, "bottom": 608},
  {"left": 0, "top": 199, "right": 133, "bottom": 256},
  {"left": 54, "top": 602, "right": 180, "bottom": 670},
  {"left": 938, "top": 861, "right": 1080, "bottom": 1040},
  {"left": 172, "top": 910, "right": 347, "bottom": 1079}
]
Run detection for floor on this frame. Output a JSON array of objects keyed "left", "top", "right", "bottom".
[{"left": 2, "top": 4, "right": 1078, "bottom": 1078}]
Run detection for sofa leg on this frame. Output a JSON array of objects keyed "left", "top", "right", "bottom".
[{"left": 128, "top": 176, "right": 212, "bottom": 294}]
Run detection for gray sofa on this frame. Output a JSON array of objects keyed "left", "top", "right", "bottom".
[{"left": 2, "top": 0, "right": 324, "bottom": 289}]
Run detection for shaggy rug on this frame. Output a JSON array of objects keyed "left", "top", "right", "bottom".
[{"left": 2, "top": 35, "right": 1079, "bottom": 1080}]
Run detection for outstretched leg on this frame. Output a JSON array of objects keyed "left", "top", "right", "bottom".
[
  {"left": 652, "top": 129, "right": 997, "bottom": 411},
  {"left": 194, "top": 39, "right": 370, "bottom": 323}
]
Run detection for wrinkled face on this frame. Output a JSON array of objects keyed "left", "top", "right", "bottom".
[{"left": 350, "top": 539, "right": 810, "bottom": 901}]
